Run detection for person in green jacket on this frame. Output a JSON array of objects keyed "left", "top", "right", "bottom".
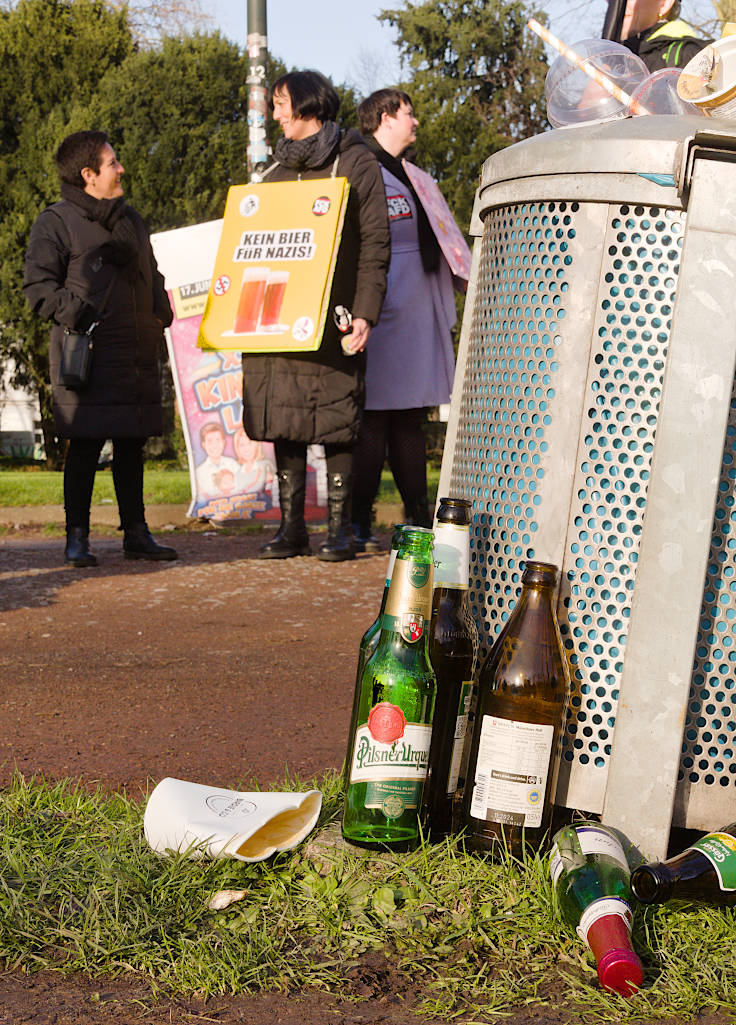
[{"left": 621, "top": 0, "right": 712, "bottom": 71}]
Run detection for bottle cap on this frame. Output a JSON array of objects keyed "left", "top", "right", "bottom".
[
  {"left": 597, "top": 948, "right": 644, "bottom": 997},
  {"left": 586, "top": 912, "right": 643, "bottom": 996},
  {"left": 435, "top": 497, "right": 472, "bottom": 527}
]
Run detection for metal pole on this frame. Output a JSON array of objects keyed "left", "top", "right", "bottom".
[
  {"left": 601, "top": 0, "right": 626, "bottom": 41},
  {"left": 247, "top": 0, "right": 270, "bottom": 181}
]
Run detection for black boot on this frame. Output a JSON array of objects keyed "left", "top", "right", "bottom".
[
  {"left": 123, "top": 523, "right": 178, "bottom": 561},
  {"left": 318, "top": 472, "right": 355, "bottom": 562},
  {"left": 259, "top": 469, "right": 311, "bottom": 559},
  {"left": 64, "top": 526, "right": 98, "bottom": 568},
  {"left": 404, "top": 496, "right": 433, "bottom": 529},
  {"left": 351, "top": 496, "right": 382, "bottom": 553}
]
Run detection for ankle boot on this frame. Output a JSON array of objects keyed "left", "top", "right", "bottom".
[
  {"left": 259, "top": 469, "right": 311, "bottom": 559},
  {"left": 318, "top": 472, "right": 355, "bottom": 562},
  {"left": 64, "top": 526, "right": 98, "bottom": 568},
  {"left": 123, "top": 522, "right": 178, "bottom": 561},
  {"left": 351, "top": 497, "right": 382, "bottom": 553},
  {"left": 404, "top": 496, "right": 433, "bottom": 529}
]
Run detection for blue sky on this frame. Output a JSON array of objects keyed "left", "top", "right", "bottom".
[
  {"left": 203, "top": 0, "right": 403, "bottom": 90},
  {"left": 201, "top": 1, "right": 611, "bottom": 91}
]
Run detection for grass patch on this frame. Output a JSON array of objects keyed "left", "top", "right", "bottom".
[
  {"left": 0, "top": 469, "right": 192, "bottom": 507},
  {"left": 1, "top": 774, "right": 734, "bottom": 1021},
  {"left": 0, "top": 468, "right": 440, "bottom": 510}
]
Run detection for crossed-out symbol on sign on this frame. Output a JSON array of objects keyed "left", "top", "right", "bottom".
[{"left": 213, "top": 275, "right": 231, "bottom": 296}]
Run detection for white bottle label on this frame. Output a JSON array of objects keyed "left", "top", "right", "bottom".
[
  {"left": 550, "top": 825, "right": 629, "bottom": 886},
  {"left": 385, "top": 547, "right": 398, "bottom": 587},
  {"left": 349, "top": 722, "right": 432, "bottom": 784},
  {"left": 576, "top": 896, "right": 633, "bottom": 947},
  {"left": 469, "top": 715, "right": 553, "bottom": 828},
  {"left": 432, "top": 522, "right": 469, "bottom": 589}
]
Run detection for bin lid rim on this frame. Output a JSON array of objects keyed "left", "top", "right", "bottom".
[{"left": 478, "top": 114, "right": 736, "bottom": 192}]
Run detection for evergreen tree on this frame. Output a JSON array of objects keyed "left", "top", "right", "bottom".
[
  {"left": 379, "top": 0, "right": 549, "bottom": 232},
  {"left": 0, "top": 4, "right": 253, "bottom": 464},
  {"left": 0, "top": 0, "right": 133, "bottom": 465},
  {"left": 89, "top": 32, "right": 250, "bottom": 231}
]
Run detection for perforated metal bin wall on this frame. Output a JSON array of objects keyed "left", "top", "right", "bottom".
[{"left": 439, "top": 116, "right": 736, "bottom": 857}]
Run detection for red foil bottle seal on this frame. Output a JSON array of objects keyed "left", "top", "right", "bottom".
[
  {"left": 586, "top": 911, "right": 643, "bottom": 996},
  {"left": 367, "top": 702, "right": 407, "bottom": 745}
]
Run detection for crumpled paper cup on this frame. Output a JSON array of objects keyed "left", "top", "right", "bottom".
[{"left": 143, "top": 777, "right": 322, "bottom": 862}]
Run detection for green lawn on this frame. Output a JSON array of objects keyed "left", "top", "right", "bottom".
[
  {"left": 0, "top": 466, "right": 440, "bottom": 508},
  {"left": 1, "top": 772, "right": 733, "bottom": 1022}
]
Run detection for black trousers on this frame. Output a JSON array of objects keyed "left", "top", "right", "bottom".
[
  {"left": 274, "top": 439, "right": 353, "bottom": 478},
  {"left": 351, "top": 408, "right": 427, "bottom": 522},
  {"left": 64, "top": 437, "right": 146, "bottom": 531}
]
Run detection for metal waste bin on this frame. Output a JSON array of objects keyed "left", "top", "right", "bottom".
[{"left": 439, "top": 115, "right": 736, "bottom": 857}]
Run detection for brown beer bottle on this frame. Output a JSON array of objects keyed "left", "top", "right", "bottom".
[
  {"left": 631, "top": 824, "right": 736, "bottom": 906},
  {"left": 421, "top": 497, "right": 478, "bottom": 837},
  {"left": 460, "top": 560, "right": 569, "bottom": 858}
]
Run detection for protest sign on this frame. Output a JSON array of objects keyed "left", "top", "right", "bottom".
[
  {"left": 151, "top": 220, "right": 327, "bottom": 523},
  {"left": 403, "top": 161, "right": 471, "bottom": 282},
  {"left": 197, "top": 178, "right": 349, "bottom": 353}
]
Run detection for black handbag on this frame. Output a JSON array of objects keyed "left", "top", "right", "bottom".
[
  {"left": 59, "top": 275, "right": 116, "bottom": 391},
  {"left": 60, "top": 328, "right": 94, "bottom": 390}
]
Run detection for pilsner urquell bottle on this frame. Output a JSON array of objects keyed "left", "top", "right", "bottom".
[
  {"left": 354, "top": 524, "right": 404, "bottom": 683},
  {"left": 631, "top": 822, "right": 736, "bottom": 906},
  {"left": 342, "top": 527, "right": 437, "bottom": 850},
  {"left": 460, "top": 560, "right": 570, "bottom": 857},
  {"left": 550, "top": 822, "right": 643, "bottom": 996},
  {"left": 342, "top": 524, "right": 404, "bottom": 793},
  {"left": 421, "top": 497, "right": 479, "bottom": 837}
]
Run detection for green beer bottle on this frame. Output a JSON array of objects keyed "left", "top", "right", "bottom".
[
  {"left": 353, "top": 524, "right": 405, "bottom": 685},
  {"left": 342, "top": 527, "right": 437, "bottom": 850},
  {"left": 550, "top": 822, "right": 643, "bottom": 996},
  {"left": 342, "top": 524, "right": 404, "bottom": 801}
]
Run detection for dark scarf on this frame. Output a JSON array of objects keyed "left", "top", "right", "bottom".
[
  {"left": 363, "top": 135, "right": 440, "bottom": 274},
  {"left": 60, "top": 182, "right": 140, "bottom": 269},
  {"left": 274, "top": 121, "right": 341, "bottom": 173}
]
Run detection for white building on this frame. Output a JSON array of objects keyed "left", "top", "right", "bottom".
[{"left": 0, "top": 362, "right": 43, "bottom": 458}]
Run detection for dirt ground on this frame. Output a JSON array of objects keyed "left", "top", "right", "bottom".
[{"left": 1, "top": 525, "right": 734, "bottom": 1025}]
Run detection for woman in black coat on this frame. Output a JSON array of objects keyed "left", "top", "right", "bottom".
[
  {"left": 23, "top": 130, "right": 177, "bottom": 567},
  {"left": 242, "top": 71, "right": 390, "bottom": 562}
]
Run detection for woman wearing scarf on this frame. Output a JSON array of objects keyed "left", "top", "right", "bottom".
[
  {"left": 242, "top": 70, "right": 390, "bottom": 562},
  {"left": 24, "top": 130, "right": 176, "bottom": 567},
  {"left": 351, "top": 89, "right": 458, "bottom": 549}
]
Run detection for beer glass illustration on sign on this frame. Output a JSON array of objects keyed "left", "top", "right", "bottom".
[
  {"left": 260, "top": 271, "right": 289, "bottom": 331},
  {"left": 233, "top": 268, "right": 289, "bottom": 335}
]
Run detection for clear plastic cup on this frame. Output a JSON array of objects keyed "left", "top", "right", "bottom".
[
  {"left": 628, "top": 68, "right": 705, "bottom": 117},
  {"left": 545, "top": 39, "right": 649, "bottom": 128}
]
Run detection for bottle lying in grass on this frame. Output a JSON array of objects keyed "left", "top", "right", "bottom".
[
  {"left": 550, "top": 822, "right": 643, "bottom": 996},
  {"left": 631, "top": 823, "right": 736, "bottom": 906}
]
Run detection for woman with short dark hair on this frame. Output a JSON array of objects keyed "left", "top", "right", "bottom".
[
  {"left": 23, "top": 130, "right": 177, "bottom": 567},
  {"left": 241, "top": 70, "right": 390, "bottom": 561}
]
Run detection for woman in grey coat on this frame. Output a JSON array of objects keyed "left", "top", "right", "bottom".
[
  {"left": 23, "top": 130, "right": 176, "bottom": 567},
  {"left": 351, "top": 89, "right": 457, "bottom": 548}
]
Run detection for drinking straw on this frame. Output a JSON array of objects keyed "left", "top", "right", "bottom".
[{"left": 528, "top": 18, "right": 651, "bottom": 116}]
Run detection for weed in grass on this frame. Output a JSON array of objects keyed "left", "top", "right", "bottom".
[{"left": 1, "top": 772, "right": 735, "bottom": 1022}]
